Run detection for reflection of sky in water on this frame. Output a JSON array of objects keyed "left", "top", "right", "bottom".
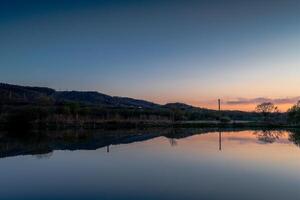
[{"left": 0, "top": 130, "right": 300, "bottom": 200}]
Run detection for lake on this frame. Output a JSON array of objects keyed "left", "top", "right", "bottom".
[{"left": 1, "top": 128, "right": 300, "bottom": 200}]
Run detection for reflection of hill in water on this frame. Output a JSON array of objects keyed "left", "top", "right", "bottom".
[{"left": 1, "top": 128, "right": 300, "bottom": 159}]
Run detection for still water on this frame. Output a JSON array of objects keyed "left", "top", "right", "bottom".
[{"left": 1, "top": 128, "right": 300, "bottom": 200}]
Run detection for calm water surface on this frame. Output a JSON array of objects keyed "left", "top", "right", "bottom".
[{"left": 1, "top": 129, "right": 300, "bottom": 200}]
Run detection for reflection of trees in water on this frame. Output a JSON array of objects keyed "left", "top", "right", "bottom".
[
  {"left": 0, "top": 128, "right": 170, "bottom": 158},
  {"left": 288, "top": 130, "right": 300, "bottom": 147},
  {"left": 34, "top": 152, "right": 53, "bottom": 159},
  {"left": 253, "top": 129, "right": 300, "bottom": 147},
  {"left": 0, "top": 130, "right": 92, "bottom": 159},
  {"left": 253, "top": 130, "right": 284, "bottom": 143},
  {"left": 168, "top": 138, "right": 177, "bottom": 146},
  {"left": 3, "top": 128, "right": 300, "bottom": 158}
]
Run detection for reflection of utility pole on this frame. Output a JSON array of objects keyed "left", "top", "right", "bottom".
[
  {"left": 219, "top": 131, "right": 222, "bottom": 151},
  {"left": 106, "top": 145, "right": 110, "bottom": 153},
  {"left": 171, "top": 110, "right": 175, "bottom": 123},
  {"left": 169, "top": 138, "right": 178, "bottom": 146}
]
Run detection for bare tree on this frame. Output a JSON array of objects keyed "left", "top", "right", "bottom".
[{"left": 255, "top": 102, "right": 278, "bottom": 121}]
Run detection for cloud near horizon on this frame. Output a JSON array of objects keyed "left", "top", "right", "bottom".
[{"left": 226, "top": 97, "right": 300, "bottom": 105}]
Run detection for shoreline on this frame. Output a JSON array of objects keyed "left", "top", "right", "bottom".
[
  {"left": 0, "top": 126, "right": 300, "bottom": 159},
  {"left": 1, "top": 120, "right": 300, "bottom": 131}
]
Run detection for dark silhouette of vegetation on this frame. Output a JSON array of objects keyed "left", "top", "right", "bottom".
[
  {"left": 219, "top": 116, "right": 231, "bottom": 123},
  {"left": 287, "top": 101, "right": 300, "bottom": 124},
  {"left": 289, "top": 129, "right": 300, "bottom": 147},
  {"left": 255, "top": 102, "right": 278, "bottom": 121},
  {"left": 253, "top": 130, "right": 284, "bottom": 143},
  {"left": 0, "top": 82, "right": 296, "bottom": 131},
  {"left": 3, "top": 106, "right": 52, "bottom": 132},
  {"left": 1, "top": 128, "right": 300, "bottom": 159}
]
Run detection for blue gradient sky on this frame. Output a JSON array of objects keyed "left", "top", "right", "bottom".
[{"left": 1, "top": 0, "right": 300, "bottom": 110}]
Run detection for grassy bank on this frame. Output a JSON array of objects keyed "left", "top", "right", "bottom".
[{"left": 1, "top": 118, "right": 299, "bottom": 132}]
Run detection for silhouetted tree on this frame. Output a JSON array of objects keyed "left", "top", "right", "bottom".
[
  {"left": 255, "top": 102, "right": 278, "bottom": 121},
  {"left": 289, "top": 129, "right": 300, "bottom": 147},
  {"left": 56, "top": 106, "right": 71, "bottom": 115},
  {"left": 37, "top": 95, "right": 54, "bottom": 106},
  {"left": 287, "top": 101, "right": 300, "bottom": 124}
]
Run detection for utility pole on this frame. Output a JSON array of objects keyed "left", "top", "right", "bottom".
[{"left": 218, "top": 99, "right": 222, "bottom": 151}]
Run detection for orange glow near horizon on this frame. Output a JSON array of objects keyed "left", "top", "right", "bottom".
[
  {"left": 200, "top": 103, "right": 294, "bottom": 112},
  {"left": 143, "top": 96, "right": 297, "bottom": 112}
]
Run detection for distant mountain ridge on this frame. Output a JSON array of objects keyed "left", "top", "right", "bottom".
[
  {"left": 0, "top": 83, "right": 278, "bottom": 123},
  {"left": 163, "top": 103, "right": 196, "bottom": 110},
  {"left": 52, "top": 91, "right": 160, "bottom": 108},
  {"left": 0, "top": 83, "right": 164, "bottom": 109}
]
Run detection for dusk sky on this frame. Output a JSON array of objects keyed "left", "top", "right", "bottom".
[{"left": 1, "top": 0, "right": 300, "bottom": 111}]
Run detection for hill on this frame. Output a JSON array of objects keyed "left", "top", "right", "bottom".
[
  {"left": 0, "top": 83, "right": 160, "bottom": 109},
  {"left": 0, "top": 83, "right": 287, "bottom": 131}
]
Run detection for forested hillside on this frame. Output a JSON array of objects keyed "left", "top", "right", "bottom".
[{"left": 0, "top": 83, "right": 287, "bottom": 130}]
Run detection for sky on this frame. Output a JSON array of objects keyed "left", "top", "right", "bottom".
[{"left": 1, "top": 0, "right": 300, "bottom": 111}]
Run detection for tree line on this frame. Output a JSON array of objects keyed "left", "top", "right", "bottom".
[
  {"left": 1, "top": 98, "right": 300, "bottom": 131},
  {"left": 255, "top": 101, "right": 300, "bottom": 124}
]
